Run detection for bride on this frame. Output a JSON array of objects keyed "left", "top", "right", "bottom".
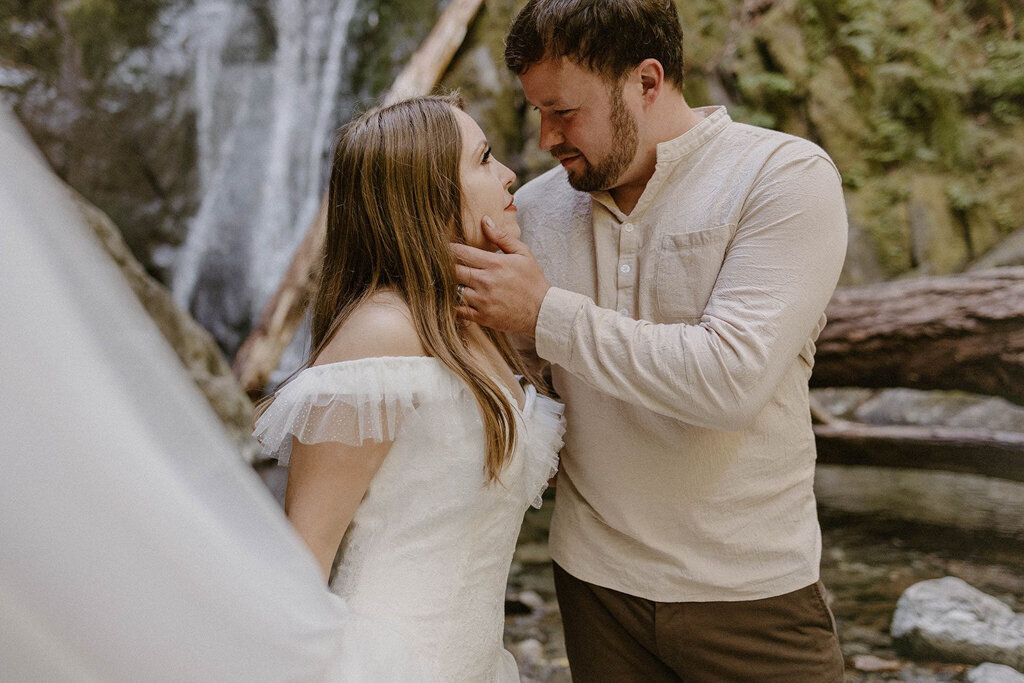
[{"left": 253, "top": 94, "right": 564, "bottom": 681}]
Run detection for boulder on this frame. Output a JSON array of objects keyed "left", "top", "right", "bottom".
[
  {"left": 891, "top": 577, "right": 1024, "bottom": 670},
  {"left": 966, "top": 663, "right": 1024, "bottom": 682},
  {"left": 73, "top": 188, "right": 257, "bottom": 460}
]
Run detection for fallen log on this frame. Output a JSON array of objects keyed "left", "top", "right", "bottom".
[
  {"left": 813, "top": 268, "right": 1024, "bottom": 405},
  {"left": 814, "top": 421, "right": 1024, "bottom": 483},
  {"left": 232, "top": 0, "right": 486, "bottom": 394}
]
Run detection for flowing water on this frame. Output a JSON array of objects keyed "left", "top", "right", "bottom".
[{"left": 173, "top": 0, "right": 358, "bottom": 355}]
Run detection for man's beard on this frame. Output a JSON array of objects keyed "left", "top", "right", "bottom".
[{"left": 557, "top": 86, "right": 639, "bottom": 193}]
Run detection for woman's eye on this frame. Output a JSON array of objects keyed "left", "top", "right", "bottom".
[{"left": 481, "top": 146, "right": 492, "bottom": 164}]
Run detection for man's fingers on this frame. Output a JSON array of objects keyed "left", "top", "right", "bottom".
[
  {"left": 481, "top": 216, "right": 528, "bottom": 255},
  {"left": 451, "top": 241, "right": 499, "bottom": 268},
  {"left": 454, "top": 264, "right": 479, "bottom": 288},
  {"left": 454, "top": 304, "right": 481, "bottom": 323}
]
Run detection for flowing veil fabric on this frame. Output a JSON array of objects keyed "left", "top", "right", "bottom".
[{"left": 0, "top": 105, "right": 415, "bottom": 680}]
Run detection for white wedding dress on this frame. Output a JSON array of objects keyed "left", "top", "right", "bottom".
[{"left": 254, "top": 356, "right": 565, "bottom": 681}]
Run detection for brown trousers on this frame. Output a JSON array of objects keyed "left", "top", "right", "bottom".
[{"left": 553, "top": 562, "right": 844, "bottom": 682}]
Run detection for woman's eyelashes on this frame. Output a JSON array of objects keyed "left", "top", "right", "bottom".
[{"left": 481, "top": 146, "right": 492, "bottom": 164}]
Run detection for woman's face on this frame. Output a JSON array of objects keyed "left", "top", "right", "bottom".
[{"left": 453, "top": 107, "right": 520, "bottom": 250}]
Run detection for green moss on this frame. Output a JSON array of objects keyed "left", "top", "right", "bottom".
[
  {"left": 346, "top": 0, "right": 442, "bottom": 103},
  {"left": 850, "top": 176, "right": 914, "bottom": 276}
]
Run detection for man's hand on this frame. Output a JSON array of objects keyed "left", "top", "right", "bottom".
[{"left": 451, "top": 216, "right": 551, "bottom": 336}]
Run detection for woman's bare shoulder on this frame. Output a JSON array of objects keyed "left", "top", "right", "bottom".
[{"left": 314, "top": 291, "right": 428, "bottom": 366}]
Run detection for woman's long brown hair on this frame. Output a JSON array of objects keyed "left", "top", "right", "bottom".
[{"left": 264, "top": 94, "right": 541, "bottom": 482}]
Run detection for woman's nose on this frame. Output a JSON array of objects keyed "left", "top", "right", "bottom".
[{"left": 499, "top": 161, "right": 516, "bottom": 188}]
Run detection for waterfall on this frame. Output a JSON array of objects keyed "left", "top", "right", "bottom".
[{"left": 173, "top": 0, "right": 358, "bottom": 356}]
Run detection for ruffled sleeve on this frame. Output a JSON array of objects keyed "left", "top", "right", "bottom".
[
  {"left": 520, "top": 390, "right": 565, "bottom": 509},
  {"left": 253, "top": 356, "right": 464, "bottom": 466}
]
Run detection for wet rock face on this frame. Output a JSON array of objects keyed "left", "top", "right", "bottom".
[
  {"left": 1, "top": 1, "right": 199, "bottom": 283},
  {"left": 891, "top": 577, "right": 1024, "bottom": 670}
]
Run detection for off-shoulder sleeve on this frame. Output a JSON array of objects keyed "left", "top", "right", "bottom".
[
  {"left": 253, "top": 356, "right": 464, "bottom": 465},
  {"left": 521, "top": 391, "right": 565, "bottom": 509}
]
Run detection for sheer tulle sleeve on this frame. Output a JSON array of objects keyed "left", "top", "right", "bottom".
[
  {"left": 521, "top": 392, "right": 565, "bottom": 509},
  {"left": 253, "top": 356, "right": 465, "bottom": 465}
]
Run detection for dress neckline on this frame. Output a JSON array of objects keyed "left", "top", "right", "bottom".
[{"left": 305, "top": 355, "right": 534, "bottom": 415}]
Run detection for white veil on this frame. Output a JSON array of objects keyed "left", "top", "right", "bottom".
[{"left": 0, "top": 106, "right": 382, "bottom": 680}]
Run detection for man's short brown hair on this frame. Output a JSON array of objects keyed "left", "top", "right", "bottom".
[{"left": 504, "top": 0, "right": 685, "bottom": 87}]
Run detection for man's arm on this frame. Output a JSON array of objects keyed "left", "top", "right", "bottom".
[{"left": 454, "top": 155, "right": 847, "bottom": 431}]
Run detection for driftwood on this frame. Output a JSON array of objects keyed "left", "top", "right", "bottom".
[
  {"left": 232, "top": 0, "right": 486, "bottom": 394},
  {"left": 813, "top": 267, "right": 1024, "bottom": 406},
  {"left": 814, "top": 421, "right": 1024, "bottom": 483}
]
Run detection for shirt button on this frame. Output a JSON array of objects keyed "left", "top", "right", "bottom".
[
  {"left": 619, "top": 308, "right": 629, "bottom": 316},
  {"left": 620, "top": 263, "right": 631, "bottom": 273},
  {"left": 623, "top": 223, "right": 634, "bottom": 233}
]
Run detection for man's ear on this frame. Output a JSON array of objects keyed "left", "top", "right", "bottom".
[{"left": 637, "top": 58, "right": 665, "bottom": 105}]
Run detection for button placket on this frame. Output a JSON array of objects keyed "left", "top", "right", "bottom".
[{"left": 616, "top": 220, "right": 638, "bottom": 317}]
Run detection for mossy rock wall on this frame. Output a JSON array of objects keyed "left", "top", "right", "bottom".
[
  {"left": 443, "top": 0, "right": 1024, "bottom": 285},
  {"left": 3, "top": 0, "right": 1023, "bottom": 291},
  {"left": 675, "top": 0, "right": 1024, "bottom": 283}
]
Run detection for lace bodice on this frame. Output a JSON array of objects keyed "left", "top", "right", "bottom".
[{"left": 254, "top": 356, "right": 564, "bottom": 681}]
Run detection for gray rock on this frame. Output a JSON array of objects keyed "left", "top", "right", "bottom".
[
  {"left": 812, "top": 387, "right": 875, "bottom": 420},
  {"left": 891, "top": 577, "right": 1024, "bottom": 670},
  {"left": 966, "top": 663, "right": 1024, "bottom": 682},
  {"left": 853, "top": 388, "right": 1024, "bottom": 432},
  {"left": 73, "top": 188, "right": 258, "bottom": 461}
]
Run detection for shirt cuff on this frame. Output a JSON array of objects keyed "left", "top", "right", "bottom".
[{"left": 535, "top": 287, "right": 589, "bottom": 366}]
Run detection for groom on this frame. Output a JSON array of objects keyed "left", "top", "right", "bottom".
[{"left": 453, "top": 0, "right": 847, "bottom": 680}]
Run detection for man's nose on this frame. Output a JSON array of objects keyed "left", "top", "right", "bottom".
[{"left": 538, "top": 115, "right": 563, "bottom": 151}]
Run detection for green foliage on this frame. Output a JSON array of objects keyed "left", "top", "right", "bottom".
[{"left": 674, "top": 0, "right": 1023, "bottom": 277}]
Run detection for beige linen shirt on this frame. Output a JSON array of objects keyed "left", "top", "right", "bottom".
[{"left": 515, "top": 106, "right": 848, "bottom": 602}]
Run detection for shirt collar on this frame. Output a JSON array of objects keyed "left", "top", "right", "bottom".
[
  {"left": 654, "top": 105, "right": 731, "bottom": 164},
  {"left": 590, "top": 106, "right": 731, "bottom": 221}
]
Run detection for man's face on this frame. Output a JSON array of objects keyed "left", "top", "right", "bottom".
[{"left": 519, "top": 58, "right": 640, "bottom": 193}]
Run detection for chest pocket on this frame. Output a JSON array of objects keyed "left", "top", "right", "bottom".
[{"left": 654, "top": 224, "right": 736, "bottom": 322}]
